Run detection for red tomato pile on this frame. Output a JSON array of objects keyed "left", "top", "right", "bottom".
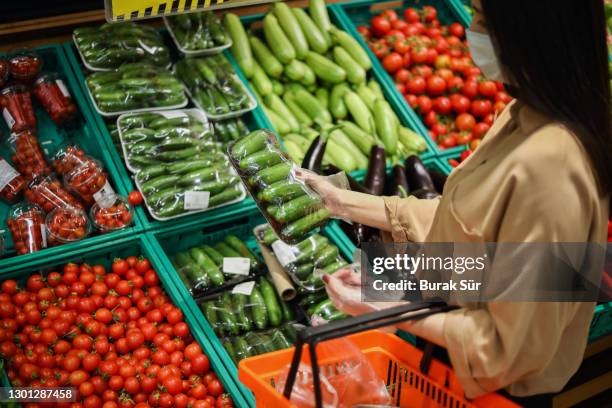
[
  {"left": 0, "top": 257, "right": 233, "bottom": 408},
  {"left": 360, "top": 6, "right": 513, "bottom": 149},
  {"left": 448, "top": 149, "right": 473, "bottom": 168}
]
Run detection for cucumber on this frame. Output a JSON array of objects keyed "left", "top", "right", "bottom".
[
  {"left": 232, "top": 294, "right": 253, "bottom": 332},
  {"left": 273, "top": 195, "right": 322, "bottom": 224},
  {"left": 225, "top": 13, "right": 254, "bottom": 77},
  {"left": 305, "top": 52, "right": 346, "bottom": 84},
  {"left": 339, "top": 120, "right": 375, "bottom": 155},
  {"left": 224, "top": 235, "right": 261, "bottom": 270},
  {"left": 344, "top": 91, "right": 376, "bottom": 135},
  {"left": 281, "top": 208, "right": 331, "bottom": 240},
  {"left": 200, "top": 245, "right": 224, "bottom": 266},
  {"left": 308, "top": 0, "right": 332, "bottom": 45},
  {"left": 261, "top": 227, "right": 279, "bottom": 245},
  {"left": 274, "top": 2, "right": 309, "bottom": 59},
  {"left": 270, "top": 329, "right": 292, "bottom": 350},
  {"left": 374, "top": 100, "right": 398, "bottom": 155},
  {"left": 231, "top": 130, "right": 269, "bottom": 158},
  {"left": 208, "top": 186, "right": 243, "bottom": 207},
  {"left": 175, "top": 252, "right": 210, "bottom": 291},
  {"left": 251, "top": 60, "right": 273, "bottom": 96},
  {"left": 330, "top": 129, "right": 368, "bottom": 169},
  {"left": 140, "top": 175, "right": 180, "bottom": 195},
  {"left": 333, "top": 46, "right": 366, "bottom": 84},
  {"left": 283, "top": 92, "right": 313, "bottom": 127},
  {"left": 323, "top": 260, "right": 348, "bottom": 274},
  {"left": 292, "top": 8, "right": 329, "bottom": 54},
  {"left": 215, "top": 242, "right": 241, "bottom": 258},
  {"left": 222, "top": 339, "right": 238, "bottom": 364},
  {"left": 294, "top": 89, "right": 332, "bottom": 124},
  {"left": 249, "top": 287, "right": 268, "bottom": 330},
  {"left": 263, "top": 14, "right": 296, "bottom": 64},
  {"left": 217, "top": 293, "right": 239, "bottom": 335},
  {"left": 315, "top": 88, "right": 329, "bottom": 110},
  {"left": 249, "top": 36, "right": 283, "bottom": 78},
  {"left": 190, "top": 247, "right": 225, "bottom": 287},
  {"left": 252, "top": 162, "right": 292, "bottom": 187},
  {"left": 201, "top": 301, "right": 219, "bottom": 332},
  {"left": 264, "top": 93, "right": 299, "bottom": 132},
  {"left": 259, "top": 277, "right": 282, "bottom": 327},
  {"left": 279, "top": 299, "right": 294, "bottom": 322},
  {"left": 239, "top": 149, "right": 283, "bottom": 172},
  {"left": 330, "top": 27, "right": 372, "bottom": 71},
  {"left": 313, "top": 245, "right": 339, "bottom": 267}
]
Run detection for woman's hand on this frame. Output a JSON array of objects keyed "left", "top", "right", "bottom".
[{"left": 294, "top": 169, "right": 346, "bottom": 218}]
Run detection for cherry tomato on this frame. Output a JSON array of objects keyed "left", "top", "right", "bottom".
[
  {"left": 382, "top": 52, "right": 403, "bottom": 73},
  {"left": 370, "top": 16, "right": 391, "bottom": 37}
]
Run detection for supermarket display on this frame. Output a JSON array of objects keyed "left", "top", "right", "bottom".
[{"left": 165, "top": 11, "right": 232, "bottom": 55}]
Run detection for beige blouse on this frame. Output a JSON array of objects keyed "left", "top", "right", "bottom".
[{"left": 383, "top": 101, "right": 610, "bottom": 398}]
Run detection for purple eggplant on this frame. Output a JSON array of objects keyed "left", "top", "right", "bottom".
[
  {"left": 429, "top": 170, "right": 448, "bottom": 194},
  {"left": 301, "top": 135, "right": 327, "bottom": 174},
  {"left": 391, "top": 164, "right": 410, "bottom": 197},
  {"left": 364, "top": 145, "right": 387, "bottom": 196},
  {"left": 404, "top": 155, "right": 439, "bottom": 199}
]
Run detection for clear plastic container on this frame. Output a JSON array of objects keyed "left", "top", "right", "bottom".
[
  {"left": 25, "top": 174, "right": 84, "bottom": 213},
  {"left": 45, "top": 206, "right": 91, "bottom": 246},
  {"left": 0, "top": 158, "right": 26, "bottom": 204},
  {"left": 51, "top": 143, "right": 94, "bottom": 176},
  {"left": 7, "top": 130, "right": 52, "bottom": 181},
  {"left": 8, "top": 49, "right": 43, "bottom": 83},
  {"left": 90, "top": 194, "right": 134, "bottom": 233},
  {"left": 63, "top": 159, "right": 110, "bottom": 207},
  {"left": 7, "top": 202, "right": 46, "bottom": 255},
  {"left": 0, "top": 85, "right": 37, "bottom": 132},
  {"left": 33, "top": 73, "right": 78, "bottom": 126}
]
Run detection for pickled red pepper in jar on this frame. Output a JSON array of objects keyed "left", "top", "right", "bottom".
[
  {"left": 0, "top": 59, "right": 9, "bottom": 88},
  {"left": 8, "top": 50, "right": 42, "bottom": 84},
  {"left": 25, "top": 175, "right": 84, "bottom": 212},
  {"left": 0, "top": 159, "right": 26, "bottom": 203},
  {"left": 7, "top": 202, "right": 46, "bottom": 255},
  {"left": 9, "top": 130, "right": 52, "bottom": 181},
  {"left": 52, "top": 144, "right": 92, "bottom": 176},
  {"left": 1, "top": 85, "right": 37, "bottom": 132},
  {"left": 64, "top": 160, "right": 110, "bottom": 206},
  {"left": 33, "top": 73, "right": 77, "bottom": 126}
]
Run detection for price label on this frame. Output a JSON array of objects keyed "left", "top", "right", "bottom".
[
  {"left": 231, "top": 281, "right": 255, "bottom": 296},
  {"left": 223, "top": 257, "right": 251, "bottom": 276},
  {"left": 159, "top": 111, "right": 188, "bottom": 119},
  {"left": 2, "top": 108, "right": 15, "bottom": 130},
  {"left": 41, "top": 224, "right": 47, "bottom": 248},
  {"left": 271, "top": 240, "right": 297, "bottom": 267},
  {"left": 93, "top": 181, "right": 116, "bottom": 208},
  {"left": 56, "top": 80, "right": 71, "bottom": 98},
  {"left": 184, "top": 191, "right": 210, "bottom": 210},
  {"left": 0, "top": 160, "right": 19, "bottom": 191}
]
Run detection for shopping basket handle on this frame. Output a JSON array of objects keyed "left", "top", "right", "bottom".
[{"left": 282, "top": 300, "right": 457, "bottom": 405}]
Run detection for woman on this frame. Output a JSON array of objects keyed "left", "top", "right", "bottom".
[{"left": 300, "top": 0, "right": 611, "bottom": 401}]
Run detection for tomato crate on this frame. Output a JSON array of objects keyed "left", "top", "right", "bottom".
[
  {"left": 0, "top": 233, "right": 249, "bottom": 408},
  {"left": 234, "top": 7, "right": 435, "bottom": 183},
  {"left": 147, "top": 213, "right": 355, "bottom": 406},
  {"left": 331, "top": 0, "right": 472, "bottom": 157},
  {"left": 589, "top": 302, "right": 612, "bottom": 342},
  {"left": 0, "top": 44, "right": 141, "bottom": 272},
  {"left": 61, "top": 38, "right": 263, "bottom": 232}
]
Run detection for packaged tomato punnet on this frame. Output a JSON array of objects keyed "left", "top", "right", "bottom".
[
  {"left": 0, "top": 158, "right": 26, "bottom": 203},
  {"left": 51, "top": 143, "right": 93, "bottom": 176},
  {"left": 90, "top": 194, "right": 134, "bottom": 233},
  {"left": 8, "top": 48, "right": 43, "bottom": 84},
  {"left": 45, "top": 206, "right": 91, "bottom": 245},
  {"left": 25, "top": 174, "right": 84, "bottom": 212},
  {"left": 64, "top": 159, "right": 113, "bottom": 207},
  {"left": 33, "top": 73, "right": 77, "bottom": 126},
  {"left": 7, "top": 202, "right": 46, "bottom": 255},
  {"left": 0, "top": 85, "right": 37, "bottom": 132},
  {"left": 7, "top": 129, "right": 52, "bottom": 181}
]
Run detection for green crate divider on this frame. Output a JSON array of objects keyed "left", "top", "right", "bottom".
[
  {"left": 0, "top": 44, "right": 141, "bottom": 271},
  {"left": 236, "top": 7, "right": 435, "bottom": 167},
  {"left": 0, "top": 233, "right": 249, "bottom": 408},
  {"left": 589, "top": 302, "right": 612, "bottom": 342},
  {"left": 61, "top": 40, "right": 264, "bottom": 232},
  {"left": 331, "top": 0, "right": 472, "bottom": 157},
  {"left": 148, "top": 213, "right": 356, "bottom": 406}
]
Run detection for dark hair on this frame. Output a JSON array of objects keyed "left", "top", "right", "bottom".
[{"left": 481, "top": 0, "right": 612, "bottom": 197}]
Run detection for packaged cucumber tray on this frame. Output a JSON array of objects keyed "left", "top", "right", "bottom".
[
  {"left": 117, "top": 109, "right": 246, "bottom": 220},
  {"left": 164, "top": 11, "right": 232, "bottom": 56},
  {"left": 174, "top": 54, "right": 257, "bottom": 120},
  {"left": 228, "top": 129, "right": 331, "bottom": 243}
]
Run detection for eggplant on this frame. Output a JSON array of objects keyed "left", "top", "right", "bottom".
[
  {"left": 429, "top": 170, "right": 448, "bottom": 195},
  {"left": 323, "top": 164, "right": 370, "bottom": 194},
  {"left": 301, "top": 135, "right": 327, "bottom": 174},
  {"left": 404, "top": 155, "right": 439, "bottom": 199},
  {"left": 391, "top": 164, "right": 410, "bottom": 197},
  {"left": 364, "top": 145, "right": 387, "bottom": 196}
]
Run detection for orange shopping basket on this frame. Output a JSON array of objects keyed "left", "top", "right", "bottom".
[{"left": 239, "top": 301, "right": 519, "bottom": 408}]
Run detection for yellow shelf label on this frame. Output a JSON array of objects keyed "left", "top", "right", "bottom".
[{"left": 106, "top": 0, "right": 276, "bottom": 22}]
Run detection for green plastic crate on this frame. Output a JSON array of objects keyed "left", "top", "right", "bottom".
[
  {"left": 61, "top": 41, "right": 263, "bottom": 232},
  {"left": 235, "top": 7, "right": 434, "bottom": 182},
  {"left": 0, "top": 44, "right": 141, "bottom": 272},
  {"left": 589, "top": 302, "right": 612, "bottom": 342},
  {"left": 148, "top": 213, "right": 355, "bottom": 406},
  {"left": 331, "top": 0, "right": 471, "bottom": 157},
  {"left": 0, "top": 233, "right": 249, "bottom": 408}
]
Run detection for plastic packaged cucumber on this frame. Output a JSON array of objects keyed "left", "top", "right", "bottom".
[
  {"left": 228, "top": 130, "right": 330, "bottom": 243},
  {"left": 85, "top": 63, "right": 187, "bottom": 116},
  {"left": 164, "top": 11, "right": 232, "bottom": 56},
  {"left": 221, "top": 322, "right": 298, "bottom": 364}
]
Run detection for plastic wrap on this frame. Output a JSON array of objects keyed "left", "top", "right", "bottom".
[
  {"left": 212, "top": 117, "right": 250, "bottom": 145},
  {"left": 90, "top": 194, "right": 134, "bottom": 233},
  {"left": 275, "top": 337, "right": 391, "bottom": 408},
  {"left": 164, "top": 11, "right": 232, "bottom": 55},
  {"left": 25, "top": 174, "right": 84, "bottom": 212},
  {"left": 85, "top": 63, "right": 187, "bottom": 116},
  {"left": 45, "top": 206, "right": 91, "bottom": 246},
  {"left": 8, "top": 49, "right": 42, "bottom": 84},
  {"left": 175, "top": 55, "right": 257, "bottom": 120},
  {"left": 73, "top": 23, "right": 171, "bottom": 71},
  {"left": 32, "top": 73, "right": 78, "bottom": 126},
  {"left": 229, "top": 130, "right": 331, "bottom": 243},
  {"left": 6, "top": 130, "right": 52, "bottom": 181},
  {"left": 7, "top": 202, "right": 46, "bottom": 255},
  {"left": 0, "top": 85, "right": 37, "bottom": 132},
  {"left": 172, "top": 235, "right": 262, "bottom": 296},
  {"left": 222, "top": 323, "right": 299, "bottom": 364},
  {"left": 0, "top": 59, "right": 9, "bottom": 88},
  {"left": 0, "top": 159, "right": 26, "bottom": 203},
  {"left": 51, "top": 143, "right": 93, "bottom": 176},
  {"left": 63, "top": 159, "right": 113, "bottom": 207}
]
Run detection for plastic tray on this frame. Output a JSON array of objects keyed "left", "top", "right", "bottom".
[
  {"left": 0, "top": 44, "right": 141, "bottom": 272},
  {"left": 331, "top": 0, "right": 471, "bottom": 157},
  {"left": 589, "top": 302, "right": 612, "bottom": 342},
  {"left": 163, "top": 15, "right": 233, "bottom": 57},
  {"left": 116, "top": 108, "right": 212, "bottom": 174},
  {"left": 0, "top": 233, "right": 249, "bottom": 408},
  {"left": 63, "top": 40, "right": 265, "bottom": 232},
  {"left": 148, "top": 212, "right": 355, "bottom": 406}
]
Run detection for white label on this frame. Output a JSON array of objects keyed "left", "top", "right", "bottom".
[
  {"left": 0, "top": 160, "right": 19, "bottom": 191},
  {"left": 138, "top": 39, "right": 156, "bottom": 55},
  {"left": 40, "top": 224, "right": 47, "bottom": 248},
  {"left": 56, "top": 80, "right": 71, "bottom": 98},
  {"left": 184, "top": 191, "right": 210, "bottom": 210},
  {"left": 223, "top": 257, "right": 251, "bottom": 276},
  {"left": 231, "top": 281, "right": 256, "bottom": 296},
  {"left": 159, "top": 111, "right": 188, "bottom": 119},
  {"left": 272, "top": 240, "right": 297, "bottom": 267},
  {"left": 2, "top": 108, "right": 15, "bottom": 130},
  {"left": 93, "top": 181, "right": 116, "bottom": 208}
]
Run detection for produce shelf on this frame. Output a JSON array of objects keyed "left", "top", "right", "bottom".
[
  {"left": 0, "top": 233, "right": 249, "bottom": 408},
  {"left": 331, "top": 0, "right": 472, "bottom": 157},
  {"left": 61, "top": 40, "right": 263, "bottom": 232},
  {"left": 147, "top": 212, "right": 355, "bottom": 406},
  {"left": 0, "top": 44, "right": 142, "bottom": 272}
]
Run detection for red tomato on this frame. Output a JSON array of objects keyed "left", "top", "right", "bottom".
[
  {"left": 406, "top": 76, "right": 426, "bottom": 95},
  {"left": 439, "top": 133, "right": 458, "bottom": 148},
  {"left": 371, "top": 16, "right": 391, "bottom": 37},
  {"left": 403, "top": 8, "right": 419, "bottom": 23},
  {"left": 483, "top": 114, "right": 495, "bottom": 125},
  {"left": 456, "top": 131, "right": 474, "bottom": 145},
  {"left": 470, "top": 139, "right": 482, "bottom": 150},
  {"left": 215, "top": 394, "right": 233, "bottom": 408},
  {"left": 411, "top": 48, "right": 429, "bottom": 65},
  {"left": 393, "top": 39, "right": 410, "bottom": 54},
  {"left": 473, "top": 122, "right": 490, "bottom": 139},
  {"left": 412, "top": 65, "right": 433, "bottom": 78},
  {"left": 426, "top": 75, "right": 446, "bottom": 96},
  {"left": 471, "top": 99, "right": 493, "bottom": 118},
  {"left": 478, "top": 81, "right": 497, "bottom": 98},
  {"left": 127, "top": 191, "right": 142, "bottom": 206},
  {"left": 394, "top": 68, "right": 411, "bottom": 83},
  {"left": 112, "top": 259, "right": 129, "bottom": 276},
  {"left": 461, "top": 81, "right": 479, "bottom": 99},
  {"left": 433, "top": 97, "right": 452, "bottom": 114},
  {"left": 207, "top": 379, "right": 223, "bottom": 397},
  {"left": 450, "top": 94, "right": 470, "bottom": 113},
  {"left": 370, "top": 41, "right": 389, "bottom": 59},
  {"left": 382, "top": 52, "right": 403, "bottom": 73},
  {"left": 449, "top": 23, "right": 465, "bottom": 38},
  {"left": 456, "top": 113, "right": 476, "bottom": 131},
  {"left": 381, "top": 9, "right": 398, "bottom": 22},
  {"left": 494, "top": 101, "right": 507, "bottom": 113},
  {"left": 422, "top": 6, "right": 437, "bottom": 22}
]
